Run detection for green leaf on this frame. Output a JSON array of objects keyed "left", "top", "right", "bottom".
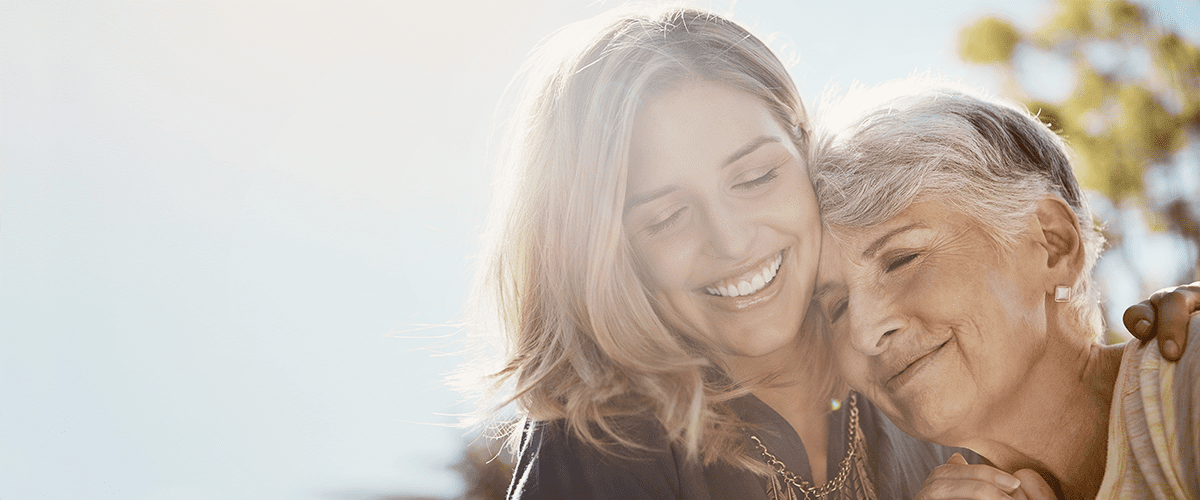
[
  {"left": 959, "top": 17, "right": 1021, "bottom": 64},
  {"left": 1105, "top": 0, "right": 1147, "bottom": 36}
]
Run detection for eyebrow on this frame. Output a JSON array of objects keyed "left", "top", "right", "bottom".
[
  {"left": 625, "top": 136, "right": 783, "bottom": 211},
  {"left": 625, "top": 185, "right": 678, "bottom": 211},
  {"left": 862, "top": 222, "right": 926, "bottom": 259},
  {"left": 723, "top": 136, "right": 782, "bottom": 167}
]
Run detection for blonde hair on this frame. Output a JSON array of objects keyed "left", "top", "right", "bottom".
[
  {"left": 461, "top": 7, "right": 814, "bottom": 468},
  {"left": 813, "top": 81, "right": 1105, "bottom": 338}
]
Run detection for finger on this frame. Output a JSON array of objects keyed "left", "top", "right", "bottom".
[
  {"left": 1123, "top": 282, "right": 1200, "bottom": 344},
  {"left": 1155, "top": 286, "right": 1200, "bottom": 361},
  {"left": 1012, "top": 469, "right": 1055, "bottom": 500},
  {"left": 1123, "top": 302, "right": 1156, "bottom": 340},
  {"left": 919, "top": 478, "right": 1016, "bottom": 500},
  {"left": 947, "top": 452, "right": 968, "bottom": 465},
  {"left": 927, "top": 462, "right": 1022, "bottom": 493}
]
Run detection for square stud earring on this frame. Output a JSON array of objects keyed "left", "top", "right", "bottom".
[{"left": 1054, "top": 285, "right": 1071, "bottom": 302}]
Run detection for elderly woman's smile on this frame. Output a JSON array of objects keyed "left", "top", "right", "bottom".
[
  {"left": 883, "top": 336, "right": 953, "bottom": 392},
  {"left": 818, "top": 200, "right": 1050, "bottom": 442}
]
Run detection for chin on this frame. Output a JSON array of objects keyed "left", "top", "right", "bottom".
[
  {"left": 892, "top": 391, "right": 974, "bottom": 445},
  {"left": 729, "top": 314, "right": 805, "bottom": 358},
  {"left": 727, "top": 328, "right": 793, "bottom": 358}
]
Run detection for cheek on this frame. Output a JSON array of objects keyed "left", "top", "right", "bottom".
[
  {"left": 633, "top": 235, "right": 696, "bottom": 291},
  {"left": 900, "top": 355, "right": 976, "bottom": 436},
  {"left": 912, "top": 266, "right": 969, "bottom": 313},
  {"left": 756, "top": 168, "right": 815, "bottom": 222},
  {"left": 778, "top": 181, "right": 820, "bottom": 231},
  {"left": 976, "top": 271, "right": 1049, "bottom": 370},
  {"left": 985, "top": 270, "right": 1043, "bottom": 326}
]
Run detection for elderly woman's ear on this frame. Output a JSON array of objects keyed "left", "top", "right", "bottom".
[{"left": 1029, "top": 195, "right": 1086, "bottom": 293}]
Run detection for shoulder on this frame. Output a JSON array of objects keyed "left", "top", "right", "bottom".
[
  {"left": 1104, "top": 329, "right": 1200, "bottom": 498},
  {"left": 1173, "top": 327, "right": 1200, "bottom": 496},
  {"left": 1114, "top": 329, "right": 1200, "bottom": 411},
  {"left": 855, "top": 395, "right": 981, "bottom": 499},
  {"left": 506, "top": 416, "right": 683, "bottom": 500}
]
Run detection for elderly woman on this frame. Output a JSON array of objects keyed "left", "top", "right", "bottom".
[{"left": 812, "top": 84, "right": 1199, "bottom": 499}]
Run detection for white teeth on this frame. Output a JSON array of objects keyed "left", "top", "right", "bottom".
[{"left": 705, "top": 251, "right": 785, "bottom": 297}]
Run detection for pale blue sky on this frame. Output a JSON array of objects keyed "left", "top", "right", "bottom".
[{"left": 2, "top": 1, "right": 1196, "bottom": 499}]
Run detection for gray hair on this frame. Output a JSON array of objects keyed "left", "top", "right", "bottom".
[{"left": 813, "top": 82, "right": 1105, "bottom": 337}]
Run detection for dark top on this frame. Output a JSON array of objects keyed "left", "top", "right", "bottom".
[{"left": 507, "top": 393, "right": 980, "bottom": 500}]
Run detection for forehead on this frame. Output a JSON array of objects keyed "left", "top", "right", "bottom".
[
  {"left": 826, "top": 202, "right": 965, "bottom": 261},
  {"left": 815, "top": 228, "right": 848, "bottom": 289},
  {"left": 627, "top": 81, "right": 786, "bottom": 179}
]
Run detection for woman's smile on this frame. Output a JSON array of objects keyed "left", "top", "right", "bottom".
[
  {"left": 884, "top": 337, "right": 953, "bottom": 394},
  {"left": 704, "top": 248, "right": 785, "bottom": 298},
  {"left": 704, "top": 249, "right": 783, "bottom": 298}
]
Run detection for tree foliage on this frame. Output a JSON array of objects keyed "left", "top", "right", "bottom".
[{"left": 960, "top": 0, "right": 1200, "bottom": 305}]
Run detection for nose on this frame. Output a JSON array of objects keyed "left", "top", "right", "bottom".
[
  {"left": 701, "top": 201, "right": 754, "bottom": 259},
  {"left": 846, "top": 284, "right": 907, "bottom": 357}
]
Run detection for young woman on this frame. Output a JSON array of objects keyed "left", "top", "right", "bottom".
[{"left": 461, "top": 7, "right": 1196, "bottom": 499}]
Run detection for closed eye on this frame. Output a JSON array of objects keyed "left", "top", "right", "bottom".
[
  {"left": 829, "top": 297, "right": 848, "bottom": 323},
  {"left": 646, "top": 208, "right": 685, "bottom": 235},
  {"left": 735, "top": 167, "right": 779, "bottom": 190},
  {"left": 885, "top": 253, "right": 919, "bottom": 273}
]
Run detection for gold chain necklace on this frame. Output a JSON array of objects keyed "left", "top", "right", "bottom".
[{"left": 750, "top": 393, "right": 860, "bottom": 500}]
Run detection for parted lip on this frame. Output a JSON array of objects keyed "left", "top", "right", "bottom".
[
  {"left": 884, "top": 338, "right": 952, "bottom": 389},
  {"left": 697, "top": 247, "right": 791, "bottom": 313},
  {"left": 697, "top": 248, "right": 787, "bottom": 295}
]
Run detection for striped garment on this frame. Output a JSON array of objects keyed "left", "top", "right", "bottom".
[{"left": 1098, "top": 315, "right": 1200, "bottom": 500}]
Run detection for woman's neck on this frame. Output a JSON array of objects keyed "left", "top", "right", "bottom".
[
  {"left": 724, "top": 323, "right": 839, "bottom": 422},
  {"left": 725, "top": 327, "right": 839, "bottom": 484},
  {"left": 959, "top": 337, "right": 1124, "bottom": 499},
  {"left": 756, "top": 382, "right": 833, "bottom": 485}
]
